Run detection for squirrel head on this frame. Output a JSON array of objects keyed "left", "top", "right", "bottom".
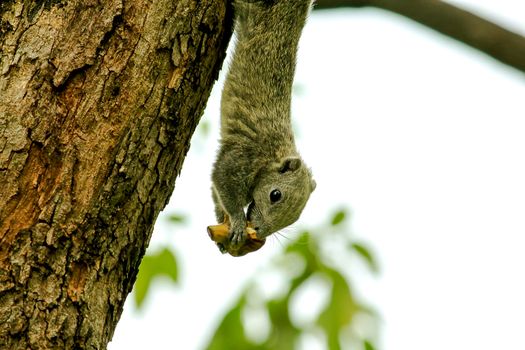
[{"left": 248, "top": 156, "right": 316, "bottom": 239}]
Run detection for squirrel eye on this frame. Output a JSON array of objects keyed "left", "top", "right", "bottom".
[{"left": 270, "top": 189, "right": 282, "bottom": 203}]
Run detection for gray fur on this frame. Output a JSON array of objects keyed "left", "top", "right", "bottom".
[{"left": 211, "top": 0, "right": 315, "bottom": 250}]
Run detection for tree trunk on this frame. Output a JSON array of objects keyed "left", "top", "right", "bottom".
[{"left": 0, "top": 0, "right": 231, "bottom": 348}]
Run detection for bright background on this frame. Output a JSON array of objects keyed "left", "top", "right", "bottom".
[{"left": 110, "top": 1, "right": 525, "bottom": 349}]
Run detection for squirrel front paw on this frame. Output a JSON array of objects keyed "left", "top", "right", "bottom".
[
  {"left": 208, "top": 218, "right": 265, "bottom": 257},
  {"left": 229, "top": 218, "right": 247, "bottom": 248}
]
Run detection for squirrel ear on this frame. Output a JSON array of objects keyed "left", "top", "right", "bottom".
[
  {"left": 279, "top": 157, "right": 302, "bottom": 173},
  {"left": 310, "top": 178, "right": 317, "bottom": 192}
]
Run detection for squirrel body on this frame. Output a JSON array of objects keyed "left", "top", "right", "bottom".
[{"left": 211, "top": 0, "right": 315, "bottom": 251}]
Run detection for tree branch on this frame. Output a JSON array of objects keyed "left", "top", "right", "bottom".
[{"left": 314, "top": 0, "right": 525, "bottom": 74}]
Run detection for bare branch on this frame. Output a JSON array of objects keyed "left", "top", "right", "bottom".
[{"left": 314, "top": 0, "right": 525, "bottom": 74}]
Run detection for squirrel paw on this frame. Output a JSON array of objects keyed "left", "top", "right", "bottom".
[
  {"left": 229, "top": 221, "right": 247, "bottom": 248},
  {"left": 207, "top": 216, "right": 265, "bottom": 256}
]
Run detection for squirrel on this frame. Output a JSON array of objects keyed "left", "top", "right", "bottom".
[{"left": 211, "top": 0, "right": 316, "bottom": 254}]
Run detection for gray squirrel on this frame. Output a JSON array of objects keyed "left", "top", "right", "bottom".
[{"left": 211, "top": 0, "right": 316, "bottom": 253}]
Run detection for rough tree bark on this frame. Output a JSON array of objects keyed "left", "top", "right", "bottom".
[{"left": 0, "top": 0, "right": 231, "bottom": 349}]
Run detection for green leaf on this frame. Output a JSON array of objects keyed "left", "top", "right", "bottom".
[
  {"left": 134, "top": 261, "right": 152, "bottom": 309},
  {"left": 205, "top": 299, "right": 253, "bottom": 350},
  {"left": 351, "top": 242, "right": 379, "bottom": 273},
  {"left": 317, "top": 269, "right": 358, "bottom": 349},
  {"left": 157, "top": 248, "right": 178, "bottom": 281},
  {"left": 166, "top": 213, "right": 186, "bottom": 224},
  {"left": 331, "top": 209, "right": 347, "bottom": 226},
  {"left": 264, "top": 298, "right": 300, "bottom": 349},
  {"left": 364, "top": 339, "right": 376, "bottom": 350},
  {"left": 285, "top": 231, "right": 313, "bottom": 257},
  {"left": 134, "top": 247, "right": 179, "bottom": 309}
]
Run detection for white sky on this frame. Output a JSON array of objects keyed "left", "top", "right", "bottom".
[{"left": 110, "top": 2, "right": 525, "bottom": 349}]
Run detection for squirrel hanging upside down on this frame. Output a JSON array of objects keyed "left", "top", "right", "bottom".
[{"left": 208, "top": 0, "right": 316, "bottom": 256}]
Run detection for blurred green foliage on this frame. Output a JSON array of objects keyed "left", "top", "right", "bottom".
[
  {"left": 134, "top": 209, "right": 380, "bottom": 349},
  {"left": 165, "top": 213, "right": 187, "bottom": 224},
  {"left": 205, "top": 208, "right": 380, "bottom": 350},
  {"left": 134, "top": 247, "right": 179, "bottom": 308},
  {"left": 133, "top": 212, "right": 187, "bottom": 308}
]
